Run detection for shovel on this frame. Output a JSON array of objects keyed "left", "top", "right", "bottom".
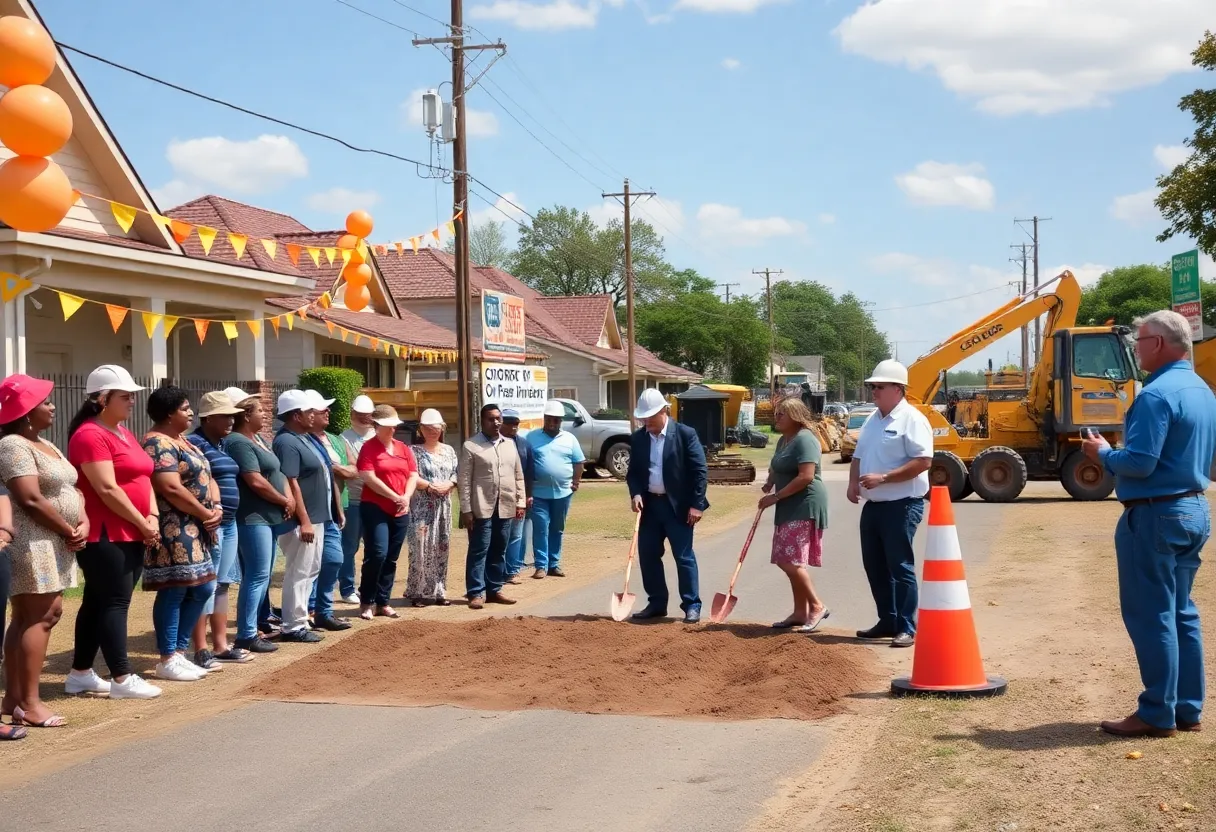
[
  {"left": 610, "top": 510, "right": 643, "bottom": 621},
  {"left": 709, "top": 508, "right": 765, "bottom": 624}
]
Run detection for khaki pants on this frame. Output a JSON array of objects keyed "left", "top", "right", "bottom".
[{"left": 278, "top": 525, "right": 324, "bottom": 633}]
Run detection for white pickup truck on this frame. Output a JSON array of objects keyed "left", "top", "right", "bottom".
[{"left": 550, "top": 397, "right": 634, "bottom": 479}]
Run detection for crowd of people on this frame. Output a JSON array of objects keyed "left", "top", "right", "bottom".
[{"left": 0, "top": 364, "right": 588, "bottom": 740}]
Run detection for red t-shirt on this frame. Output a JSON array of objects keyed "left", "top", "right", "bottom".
[
  {"left": 68, "top": 421, "right": 154, "bottom": 543},
  {"left": 357, "top": 438, "right": 416, "bottom": 516}
]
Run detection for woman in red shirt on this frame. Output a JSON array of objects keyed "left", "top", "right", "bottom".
[
  {"left": 356, "top": 405, "right": 417, "bottom": 620},
  {"left": 65, "top": 365, "right": 162, "bottom": 701}
]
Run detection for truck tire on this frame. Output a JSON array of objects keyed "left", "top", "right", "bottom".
[
  {"left": 603, "top": 441, "right": 631, "bottom": 479},
  {"left": 968, "top": 446, "right": 1028, "bottom": 502},
  {"left": 959, "top": 477, "right": 975, "bottom": 500},
  {"left": 930, "top": 451, "right": 970, "bottom": 502},
  {"left": 1060, "top": 450, "right": 1115, "bottom": 501}
]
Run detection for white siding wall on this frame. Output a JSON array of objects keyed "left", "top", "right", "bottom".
[
  {"left": 23, "top": 296, "right": 125, "bottom": 375},
  {"left": 173, "top": 326, "right": 238, "bottom": 381},
  {"left": 265, "top": 329, "right": 316, "bottom": 383},
  {"left": 409, "top": 299, "right": 457, "bottom": 331},
  {"left": 540, "top": 344, "right": 606, "bottom": 410}
]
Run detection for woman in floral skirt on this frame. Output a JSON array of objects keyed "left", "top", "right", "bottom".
[{"left": 405, "top": 409, "right": 458, "bottom": 605}]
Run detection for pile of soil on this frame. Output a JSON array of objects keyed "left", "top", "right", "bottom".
[{"left": 245, "top": 616, "right": 880, "bottom": 721}]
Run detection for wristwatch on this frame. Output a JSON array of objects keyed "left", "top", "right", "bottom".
[{"left": 880, "top": 473, "right": 889, "bottom": 484}]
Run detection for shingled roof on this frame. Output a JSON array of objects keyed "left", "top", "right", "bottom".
[{"left": 534, "top": 295, "right": 615, "bottom": 347}]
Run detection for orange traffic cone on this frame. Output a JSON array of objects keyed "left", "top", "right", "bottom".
[{"left": 891, "top": 485, "right": 1007, "bottom": 698}]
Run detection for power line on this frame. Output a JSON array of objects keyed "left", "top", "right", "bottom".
[
  {"left": 868, "top": 282, "right": 1014, "bottom": 312},
  {"left": 333, "top": 0, "right": 430, "bottom": 36},
  {"left": 385, "top": 0, "right": 455, "bottom": 30}
]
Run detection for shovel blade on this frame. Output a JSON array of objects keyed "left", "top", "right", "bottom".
[
  {"left": 709, "top": 592, "right": 736, "bottom": 623},
  {"left": 610, "top": 591, "right": 636, "bottom": 622}
]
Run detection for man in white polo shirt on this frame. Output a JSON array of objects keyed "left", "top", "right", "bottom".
[{"left": 847, "top": 359, "right": 934, "bottom": 648}]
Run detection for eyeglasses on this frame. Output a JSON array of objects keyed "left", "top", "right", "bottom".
[{"left": 1133, "top": 334, "right": 1162, "bottom": 344}]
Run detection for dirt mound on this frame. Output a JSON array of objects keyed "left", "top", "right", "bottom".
[{"left": 245, "top": 616, "right": 880, "bottom": 721}]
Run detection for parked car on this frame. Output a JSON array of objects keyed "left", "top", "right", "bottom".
[
  {"left": 838, "top": 405, "right": 876, "bottom": 462},
  {"left": 553, "top": 398, "right": 635, "bottom": 479}
]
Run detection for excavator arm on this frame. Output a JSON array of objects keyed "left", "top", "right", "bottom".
[{"left": 905, "top": 271, "right": 1082, "bottom": 417}]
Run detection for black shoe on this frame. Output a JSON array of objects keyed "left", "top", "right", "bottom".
[
  {"left": 257, "top": 620, "right": 280, "bottom": 636},
  {"left": 856, "top": 624, "right": 897, "bottom": 640},
  {"left": 547, "top": 566, "right": 566, "bottom": 578},
  {"left": 682, "top": 607, "right": 701, "bottom": 624},
  {"left": 279, "top": 628, "right": 324, "bottom": 643},
  {"left": 631, "top": 605, "right": 668, "bottom": 620},
  {"left": 891, "top": 633, "right": 915, "bottom": 648},
  {"left": 234, "top": 636, "right": 278, "bottom": 654},
  {"left": 314, "top": 615, "right": 352, "bottom": 632},
  {"left": 193, "top": 649, "right": 220, "bottom": 670}
]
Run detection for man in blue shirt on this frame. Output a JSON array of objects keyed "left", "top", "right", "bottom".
[
  {"left": 1083, "top": 309, "right": 1216, "bottom": 738},
  {"left": 527, "top": 400, "right": 585, "bottom": 578},
  {"left": 501, "top": 408, "right": 534, "bottom": 582}
]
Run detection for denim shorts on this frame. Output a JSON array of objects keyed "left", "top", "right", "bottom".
[{"left": 202, "top": 518, "right": 241, "bottom": 616}]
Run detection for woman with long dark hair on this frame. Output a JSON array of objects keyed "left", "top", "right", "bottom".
[{"left": 66, "top": 365, "right": 161, "bottom": 700}]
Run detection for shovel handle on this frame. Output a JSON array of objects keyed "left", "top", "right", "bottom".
[
  {"left": 622, "top": 509, "right": 642, "bottom": 594},
  {"left": 726, "top": 509, "right": 764, "bottom": 596}
]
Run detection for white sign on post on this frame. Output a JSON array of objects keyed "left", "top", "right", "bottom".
[{"left": 480, "top": 363, "right": 549, "bottom": 430}]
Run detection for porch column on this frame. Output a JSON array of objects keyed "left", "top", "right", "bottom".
[
  {"left": 236, "top": 307, "right": 266, "bottom": 382},
  {"left": 1, "top": 292, "right": 27, "bottom": 376},
  {"left": 130, "top": 297, "right": 167, "bottom": 381}
]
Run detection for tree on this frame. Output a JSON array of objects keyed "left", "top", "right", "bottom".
[
  {"left": 1077, "top": 264, "right": 1216, "bottom": 328},
  {"left": 1156, "top": 31, "right": 1216, "bottom": 257},
  {"left": 443, "top": 220, "right": 511, "bottom": 269}
]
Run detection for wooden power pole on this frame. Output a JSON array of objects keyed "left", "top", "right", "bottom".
[
  {"left": 603, "top": 179, "right": 655, "bottom": 427},
  {"left": 754, "top": 267, "right": 784, "bottom": 402},
  {"left": 1014, "top": 215, "right": 1051, "bottom": 366},
  {"left": 1010, "top": 242, "right": 1030, "bottom": 376}
]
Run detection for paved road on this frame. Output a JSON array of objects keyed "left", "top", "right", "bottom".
[{"left": 0, "top": 474, "right": 1015, "bottom": 832}]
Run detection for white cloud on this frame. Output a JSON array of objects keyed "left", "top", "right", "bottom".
[
  {"left": 471, "top": 192, "right": 528, "bottom": 228},
  {"left": 895, "top": 161, "right": 995, "bottom": 210},
  {"left": 676, "top": 0, "right": 787, "bottom": 12},
  {"left": 818, "top": 213, "right": 836, "bottom": 224},
  {"left": 834, "top": 0, "right": 1207, "bottom": 116},
  {"left": 1154, "top": 144, "right": 1191, "bottom": 170},
  {"left": 162, "top": 135, "right": 308, "bottom": 195},
  {"left": 306, "top": 187, "right": 381, "bottom": 214},
  {"left": 1109, "top": 189, "right": 1159, "bottom": 226},
  {"left": 868, "top": 253, "right": 1014, "bottom": 290},
  {"left": 696, "top": 203, "right": 807, "bottom": 243},
  {"left": 586, "top": 197, "right": 687, "bottom": 236},
  {"left": 469, "top": 0, "right": 599, "bottom": 30},
  {"left": 402, "top": 88, "right": 498, "bottom": 138},
  {"left": 151, "top": 179, "right": 202, "bottom": 210},
  {"left": 1049, "top": 262, "right": 1110, "bottom": 287},
  {"left": 721, "top": 57, "right": 742, "bottom": 70}
]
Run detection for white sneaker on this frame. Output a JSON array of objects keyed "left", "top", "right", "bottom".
[
  {"left": 155, "top": 655, "right": 203, "bottom": 682},
  {"left": 109, "top": 674, "right": 162, "bottom": 699},
  {"left": 341, "top": 593, "right": 361, "bottom": 604},
  {"left": 65, "top": 668, "right": 111, "bottom": 695}
]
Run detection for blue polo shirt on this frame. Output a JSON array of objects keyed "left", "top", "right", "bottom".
[
  {"left": 527, "top": 429, "right": 585, "bottom": 500},
  {"left": 188, "top": 429, "right": 240, "bottom": 522},
  {"left": 1098, "top": 359, "right": 1216, "bottom": 502}
]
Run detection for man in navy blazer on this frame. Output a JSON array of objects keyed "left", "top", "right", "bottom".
[{"left": 626, "top": 388, "right": 710, "bottom": 623}]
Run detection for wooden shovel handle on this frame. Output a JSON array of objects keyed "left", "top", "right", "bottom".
[
  {"left": 726, "top": 509, "right": 764, "bottom": 596},
  {"left": 622, "top": 509, "right": 642, "bottom": 594}
]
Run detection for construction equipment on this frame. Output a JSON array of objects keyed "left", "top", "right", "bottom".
[
  {"left": 668, "top": 385, "right": 757, "bottom": 484},
  {"left": 610, "top": 511, "right": 642, "bottom": 621},
  {"left": 709, "top": 508, "right": 765, "bottom": 623},
  {"left": 905, "top": 270, "right": 1140, "bottom": 503}
]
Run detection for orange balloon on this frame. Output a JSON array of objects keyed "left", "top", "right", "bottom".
[
  {"left": 0, "top": 155, "right": 74, "bottom": 232},
  {"left": 336, "top": 233, "right": 359, "bottom": 250},
  {"left": 346, "top": 283, "right": 370, "bottom": 312},
  {"left": 0, "top": 84, "right": 73, "bottom": 157},
  {"left": 347, "top": 247, "right": 365, "bottom": 265},
  {"left": 345, "top": 209, "right": 373, "bottom": 239},
  {"left": 344, "top": 263, "right": 372, "bottom": 287},
  {"left": 0, "top": 17, "right": 57, "bottom": 88}
]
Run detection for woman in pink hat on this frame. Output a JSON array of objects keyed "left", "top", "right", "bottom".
[{"left": 0, "top": 374, "right": 87, "bottom": 729}]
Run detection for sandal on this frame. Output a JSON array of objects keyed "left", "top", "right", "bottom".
[
  {"left": 772, "top": 618, "right": 807, "bottom": 629},
  {"left": 433, "top": 598, "right": 451, "bottom": 606},
  {"left": 375, "top": 606, "right": 399, "bottom": 618},
  {"left": 411, "top": 599, "right": 428, "bottom": 608},
  {"left": 0, "top": 724, "right": 26, "bottom": 741},
  {"left": 359, "top": 605, "right": 375, "bottom": 621},
  {"left": 14, "top": 706, "right": 67, "bottom": 728}
]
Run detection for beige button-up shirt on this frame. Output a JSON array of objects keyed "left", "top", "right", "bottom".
[{"left": 458, "top": 431, "right": 526, "bottom": 520}]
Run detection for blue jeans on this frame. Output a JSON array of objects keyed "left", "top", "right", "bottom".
[
  {"left": 203, "top": 518, "right": 239, "bottom": 615},
  {"left": 466, "top": 515, "right": 510, "bottom": 598},
  {"left": 860, "top": 497, "right": 925, "bottom": 636},
  {"left": 359, "top": 503, "right": 408, "bottom": 606},
  {"left": 309, "top": 520, "right": 344, "bottom": 618},
  {"left": 236, "top": 524, "right": 276, "bottom": 641},
  {"left": 153, "top": 581, "right": 216, "bottom": 657},
  {"left": 505, "top": 515, "right": 529, "bottom": 576},
  {"left": 340, "top": 502, "right": 363, "bottom": 597},
  {"left": 638, "top": 494, "right": 700, "bottom": 613},
  {"left": 1115, "top": 496, "right": 1208, "bottom": 729},
  {"left": 531, "top": 495, "right": 572, "bottom": 571}
]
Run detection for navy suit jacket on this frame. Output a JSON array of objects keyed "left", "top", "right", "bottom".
[{"left": 626, "top": 419, "right": 710, "bottom": 517}]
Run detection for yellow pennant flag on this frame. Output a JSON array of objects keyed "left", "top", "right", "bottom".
[
  {"left": 58, "top": 292, "right": 85, "bottom": 321},
  {"left": 261, "top": 239, "right": 278, "bottom": 260},
  {"left": 298, "top": 305, "right": 309, "bottom": 320},
  {"left": 410, "top": 237, "right": 420, "bottom": 253},
  {"left": 0, "top": 273, "right": 33, "bottom": 303},
  {"left": 194, "top": 319, "right": 210, "bottom": 343},
  {"left": 110, "top": 202, "right": 138, "bottom": 233},
  {"left": 228, "top": 233, "right": 248, "bottom": 259},
  {"left": 222, "top": 321, "right": 239, "bottom": 342},
  {"left": 269, "top": 316, "right": 281, "bottom": 338},
  {"left": 196, "top": 226, "right": 218, "bottom": 255},
  {"left": 325, "top": 320, "right": 335, "bottom": 336},
  {"left": 431, "top": 228, "right": 441, "bottom": 243},
  {"left": 383, "top": 341, "right": 392, "bottom": 356},
  {"left": 317, "top": 292, "right": 332, "bottom": 309},
  {"left": 395, "top": 242, "right": 404, "bottom": 257},
  {"left": 105, "top": 304, "right": 129, "bottom": 333},
  {"left": 246, "top": 319, "right": 262, "bottom": 339},
  {"left": 445, "top": 221, "right": 455, "bottom": 235},
  {"left": 357, "top": 241, "right": 369, "bottom": 261},
  {"left": 141, "top": 312, "right": 163, "bottom": 339},
  {"left": 324, "top": 248, "right": 336, "bottom": 266},
  {"left": 341, "top": 249, "right": 352, "bottom": 267},
  {"left": 163, "top": 316, "right": 179, "bottom": 335},
  {"left": 307, "top": 247, "right": 321, "bottom": 267},
  {"left": 285, "top": 313, "right": 294, "bottom": 331}
]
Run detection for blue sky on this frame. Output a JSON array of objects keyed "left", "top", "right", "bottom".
[{"left": 35, "top": 0, "right": 1215, "bottom": 369}]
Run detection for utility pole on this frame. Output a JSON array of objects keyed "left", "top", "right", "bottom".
[
  {"left": 718, "top": 282, "right": 740, "bottom": 304},
  {"left": 603, "top": 179, "right": 656, "bottom": 428},
  {"left": 1010, "top": 242, "right": 1030, "bottom": 376},
  {"left": 754, "top": 268, "right": 784, "bottom": 402},
  {"left": 857, "top": 299, "right": 875, "bottom": 400},
  {"left": 1014, "top": 215, "right": 1052, "bottom": 366},
  {"left": 414, "top": 5, "right": 506, "bottom": 441}
]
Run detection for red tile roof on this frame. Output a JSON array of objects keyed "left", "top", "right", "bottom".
[{"left": 535, "top": 295, "right": 613, "bottom": 346}]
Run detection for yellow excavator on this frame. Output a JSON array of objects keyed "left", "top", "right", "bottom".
[{"left": 904, "top": 270, "right": 1141, "bottom": 502}]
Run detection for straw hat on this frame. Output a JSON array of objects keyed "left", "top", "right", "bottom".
[{"left": 372, "top": 404, "right": 402, "bottom": 427}]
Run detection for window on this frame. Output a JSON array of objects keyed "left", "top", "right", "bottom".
[
  {"left": 320, "top": 353, "right": 396, "bottom": 387},
  {"left": 562, "top": 402, "right": 580, "bottom": 421},
  {"left": 1072, "top": 334, "right": 1131, "bottom": 381},
  {"left": 550, "top": 387, "right": 577, "bottom": 399}
]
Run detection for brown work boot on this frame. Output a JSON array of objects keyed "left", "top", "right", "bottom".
[
  {"left": 1100, "top": 714, "right": 1177, "bottom": 738},
  {"left": 533, "top": 568, "right": 546, "bottom": 580},
  {"left": 1178, "top": 719, "right": 1202, "bottom": 732},
  {"left": 486, "top": 591, "right": 517, "bottom": 605},
  {"left": 467, "top": 595, "right": 485, "bottom": 610}
]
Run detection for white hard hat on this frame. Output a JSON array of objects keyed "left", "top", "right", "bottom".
[
  {"left": 277, "top": 389, "right": 311, "bottom": 416},
  {"left": 351, "top": 394, "right": 375, "bottom": 414},
  {"left": 634, "top": 387, "right": 668, "bottom": 419},
  {"left": 224, "top": 386, "right": 257, "bottom": 407},
  {"left": 865, "top": 359, "right": 909, "bottom": 386},
  {"left": 85, "top": 364, "right": 144, "bottom": 395},
  {"left": 419, "top": 407, "right": 444, "bottom": 426},
  {"left": 303, "top": 389, "right": 335, "bottom": 410},
  {"left": 543, "top": 400, "right": 565, "bottom": 418}
]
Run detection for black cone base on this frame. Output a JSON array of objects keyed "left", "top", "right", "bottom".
[{"left": 890, "top": 675, "right": 1008, "bottom": 699}]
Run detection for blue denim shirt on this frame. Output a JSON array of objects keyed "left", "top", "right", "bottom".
[{"left": 1098, "top": 359, "right": 1216, "bottom": 502}]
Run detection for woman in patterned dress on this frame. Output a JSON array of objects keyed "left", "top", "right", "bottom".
[
  {"left": 141, "top": 386, "right": 220, "bottom": 683},
  {"left": 760, "top": 398, "right": 831, "bottom": 633},
  {"left": 0, "top": 375, "right": 86, "bottom": 729},
  {"left": 405, "top": 409, "right": 457, "bottom": 605}
]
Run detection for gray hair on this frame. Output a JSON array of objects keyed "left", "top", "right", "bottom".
[{"left": 1134, "top": 309, "right": 1193, "bottom": 354}]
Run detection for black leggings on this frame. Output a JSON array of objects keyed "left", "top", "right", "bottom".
[{"left": 72, "top": 533, "right": 144, "bottom": 678}]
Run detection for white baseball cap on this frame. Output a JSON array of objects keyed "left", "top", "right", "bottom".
[
  {"left": 372, "top": 403, "right": 403, "bottom": 426},
  {"left": 277, "top": 389, "right": 311, "bottom": 416},
  {"left": 419, "top": 408, "right": 444, "bottom": 426},
  {"left": 304, "top": 389, "right": 335, "bottom": 410},
  {"left": 351, "top": 394, "right": 375, "bottom": 414},
  {"left": 633, "top": 387, "right": 668, "bottom": 419},
  {"left": 85, "top": 364, "right": 144, "bottom": 395},
  {"left": 543, "top": 400, "right": 565, "bottom": 418},
  {"left": 224, "top": 386, "right": 258, "bottom": 407}
]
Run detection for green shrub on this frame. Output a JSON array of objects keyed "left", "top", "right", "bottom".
[
  {"left": 592, "top": 407, "right": 629, "bottom": 420},
  {"left": 299, "top": 367, "right": 364, "bottom": 433}
]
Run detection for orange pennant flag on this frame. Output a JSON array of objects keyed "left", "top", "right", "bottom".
[
  {"left": 338, "top": 327, "right": 348, "bottom": 343},
  {"left": 307, "top": 247, "right": 321, "bottom": 267},
  {"left": 395, "top": 242, "right": 404, "bottom": 257},
  {"left": 286, "top": 244, "right": 302, "bottom": 266},
  {"left": 370, "top": 338, "right": 380, "bottom": 351},
  {"left": 410, "top": 237, "right": 420, "bottom": 253},
  {"left": 105, "top": 304, "right": 128, "bottom": 333},
  {"left": 194, "top": 319, "right": 210, "bottom": 343},
  {"left": 298, "top": 305, "right": 309, "bottom": 320},
  {"left": 326, "top": 320, "right": 335, "bottom": 336},
  {"left": 169, "top": 220, "right": 194, "bottom": 244},
  {"left": 431, "top": 228, "right": 441, "bottom": 243},
  {"left": 375, "top": 245, "right": 387, "bottom": 257},
  {"left": 246, "top": 319, "right": 262, "bottom": 339},
  {"left": 110, "top": 202, "right": 137, "bottom": 234},
  {"left": 454, "top": 210, "right": 464, "bottom": 222},
  {"left": 222, "top": 321, "right": 239, "bottom": 342},
  {"left": 261, "top": 240, "right": 278, "bottom": 260},
  {"left": 196, "top": 226, "right": 218, "bottom": 255},
  {"left": 269, "top": 316, "right": 281, "bottom": 337},
  {"left": 228, "top": 233, "right": 248, "bottom": 259}
]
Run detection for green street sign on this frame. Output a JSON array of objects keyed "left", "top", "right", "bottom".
[{"left": 1172, "top": 249, "right": 1201, "bottom": 304}]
